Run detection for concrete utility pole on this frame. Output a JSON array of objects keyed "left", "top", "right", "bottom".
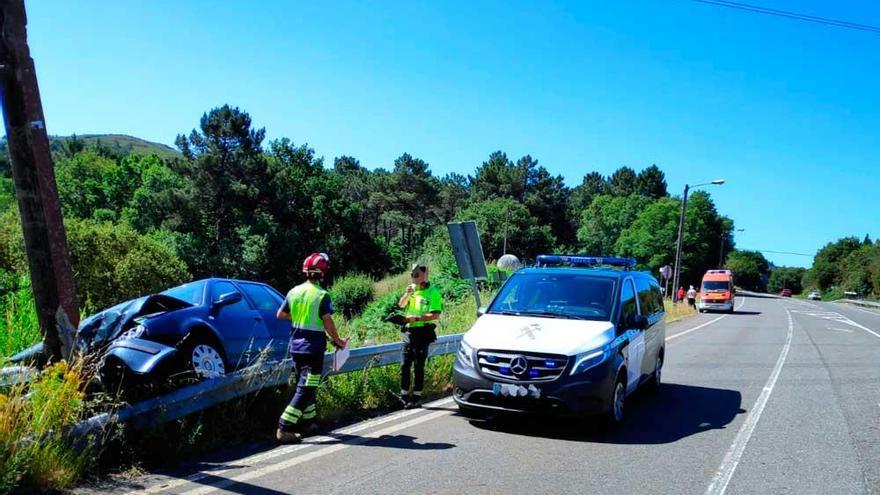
[
  {"left": 0, "top": 0, "right": 79, "bottom": 360},
  {"left": 671, "top": 179, "right": 725, "bottom": 302}
]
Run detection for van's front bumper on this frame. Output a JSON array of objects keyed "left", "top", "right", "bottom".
[
  {"left": 699, "top": 300, "right": 733, "bottom": 311},
  {"left": 452, "top": 355, "right": 616, "bottom": 417}
]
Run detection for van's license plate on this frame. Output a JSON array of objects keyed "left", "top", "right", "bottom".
[{"left": 492, "top": 383, "right": 541, "bottom": 398}]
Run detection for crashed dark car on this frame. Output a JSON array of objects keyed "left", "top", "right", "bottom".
[{"left": 75, "top": 278, "right": 292, "bottom": 387}]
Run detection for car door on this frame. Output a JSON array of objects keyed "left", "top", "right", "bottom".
[
  {"left": 636, "top": 276, "right": 662, "bottom": 380},
  {"left": 237, "top": 281, "right": 290, "bottom": 360},
  {"left": 207, "top": 280, "right": 269, "bottom": 368},
  {"left": 619, "top": 278, "right": 646, "bottom": 394}
]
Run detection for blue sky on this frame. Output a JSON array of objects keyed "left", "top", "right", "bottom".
[{"left": 22, "top": 0, "right": 880, "bottom": 267}]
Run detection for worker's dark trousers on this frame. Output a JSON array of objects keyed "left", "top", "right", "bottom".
[
  {"left": 278, "top": 353, "right": 323, "bottom": 433},
  {"left": 400, "top": 341, "right": 429, "bottom": 397}
]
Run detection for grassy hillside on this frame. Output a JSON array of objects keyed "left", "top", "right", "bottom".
[{"left": 0, "top": 134, "right": 180, "bottom": 172}]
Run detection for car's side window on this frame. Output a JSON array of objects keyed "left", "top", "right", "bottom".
[
  {"left": 239, "top": 283, "right": 281, "bottom": 311},
  {"left": 210, "top": 281, "right": 250, "bottom": 311},
  {"left": 635, "top": 277, "right": 657, "bottom": 315},
  {"left": 650, "top": 282, "right": 665, "bottom": 313},
  {"left": 620, "top": 279, "right": 638, "bottom": 326}
]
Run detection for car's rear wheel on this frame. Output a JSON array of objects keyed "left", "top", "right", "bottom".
[{"left": 179, "top": 335, "right": 227, "bottom": 380}]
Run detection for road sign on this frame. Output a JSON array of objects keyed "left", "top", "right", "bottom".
[
  {"left": 660, "top": 265, "right": 672, "bottom": 280},
  {"left": 447, "top": 221, "right": 488, "bottom": 313},
  {"left": 447, "top": 221, "right": 488, "bottom": 280}
]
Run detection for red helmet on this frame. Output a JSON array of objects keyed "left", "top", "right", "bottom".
[{"left": 302, "top": 252, "right": 330, "bottom": 276}]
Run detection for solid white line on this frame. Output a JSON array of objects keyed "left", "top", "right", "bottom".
[
  {"left": 180, "top": 408, "right": 454, "bottom": 495},
  {"left": 132, "top": 397, "right": 454, "bottom": 494},
  {"left": 667, "top": 296, "right": 746, "bottom": 342},
  {"left": 704, "top": 306, "right": 794, "bottom": 495}
]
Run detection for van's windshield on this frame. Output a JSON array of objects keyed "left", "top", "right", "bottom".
[
  {"left": 702, "top": 281, "right": 730, "bottom": 292},
  {"left": 488, "top": 273, "right": 616, "bottom": 321}
]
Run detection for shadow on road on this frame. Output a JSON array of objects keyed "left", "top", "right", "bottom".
[
  {"left": 466, "top": 383, "right": 744, "bottom": 445},
  {"left": 730, "top": 310, "right": 762, "bottom": 316}
]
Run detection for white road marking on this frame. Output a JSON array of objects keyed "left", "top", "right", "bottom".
[
  {"left": 667, "top": 296, "right": 746, "bottom": 342},
  {"left": 791, "top": 310, "right": 880, "bottom": 341},
  {"left": 180, "top": 408, "right": 454, "bottom": 495},
  {"left": 828, "top": 327, "right": 854, "bottom": 333},
  {"left": 705, "top": 306, "right": 794, "bottom": 495},
  {"left": 131, "top": 397, "right": 454, "bottom": 495}
]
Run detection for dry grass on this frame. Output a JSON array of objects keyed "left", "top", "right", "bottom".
[
  {"left": 664, "top": 299, "right": 697, "bottom": 323},
  {"left": 372, "top": 272, "right": 410, "bottom": 299}
]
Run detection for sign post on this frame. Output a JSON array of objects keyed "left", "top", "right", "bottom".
[{"left": 447, "top": 221, "right": 488, "bottom": 314}]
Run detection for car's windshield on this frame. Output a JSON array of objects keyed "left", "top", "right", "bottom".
[
  {"left": 488, "top": 272, "right": 616, "bottom": 321},
  {"left": 161, "top": 280, "right": 205, "bottom": 305},
  {"left": 702, "top": 281, "right": 730, "bottom": 292}
]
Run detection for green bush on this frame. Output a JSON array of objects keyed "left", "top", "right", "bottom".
[
  {"left": 0, "top": 281, "right": 40, "bottom": 359},
  {"left": 331, "top": 274, "right": 374, "bottom": 319}
]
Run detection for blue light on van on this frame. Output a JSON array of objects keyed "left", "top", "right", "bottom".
[
  {"left": 499, "top": 367, "right": 511, "bottom": 375},
  {"left": 544, "top": 360, "right": 557, "bottom": 368},
  {"left": 536, "top": 255, "right": 636, "bottom": 268},
  {"left": 529, "top": 369, "right": 540, "bottom": 377}
]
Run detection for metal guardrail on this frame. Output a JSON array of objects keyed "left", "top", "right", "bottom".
[
  {"left": 71, "top": 333, "right": 463, "bottom": 438},
  {"left": 836, "top": 299, "right": 880, "bottom": 309}
]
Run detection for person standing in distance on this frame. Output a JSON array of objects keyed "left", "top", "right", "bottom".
[
  {"left": 687, "top": 285, "right": 697, "bottom": 309},
  {"left": 397, "top": 263, "right": 442, "bottom": 409},
  {"left": 276, "top": 252, "right": 347, "bottom": 444}
]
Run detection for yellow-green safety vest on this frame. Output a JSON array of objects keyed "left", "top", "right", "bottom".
[
  {"left": 404, "top": 283, "right": 442, "bottom": 328},
  {"left": 287, "top": 282, "right": 327, "bottom": 332}
]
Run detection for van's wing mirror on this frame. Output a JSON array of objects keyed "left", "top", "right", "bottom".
[
  {"left": 477, "top": 306, "right": 488, "bottom": 317},
  {"left": 626, "top": 313, "right": 649, "bottom": 330}
]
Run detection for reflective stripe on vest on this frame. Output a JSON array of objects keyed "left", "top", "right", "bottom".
[
  {"left": 287, "top": 282, "right": 327, "bottom": 332},
  {"left": 405, "top": 284, "right": 438, "bottom": 328}
]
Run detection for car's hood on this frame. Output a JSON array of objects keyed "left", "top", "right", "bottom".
[
  {"left": 463, "top": 314, "right": 615, "bottom": 356},
  {"left": 75, "top": 294, "right": 192, "bottom": 351}
]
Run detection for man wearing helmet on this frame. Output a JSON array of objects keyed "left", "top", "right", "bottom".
[{"left": 275, "top": 252, "right": 347, "bottom": 444}]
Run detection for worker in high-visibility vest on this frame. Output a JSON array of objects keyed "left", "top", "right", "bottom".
[
  {"left": 276, "top": 252, "right": 347, "bottom": 444},
  {"left": 397, "top": 263, "right": 442, "bottom": 409}
]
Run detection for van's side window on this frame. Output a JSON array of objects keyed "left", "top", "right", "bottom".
[
  {"left": 635, "top": 277, "right": 658, "bottom": 315},
  {"left": 620, "top": 279, "right": 638, "bottom": 326},
  {"left": 650, "top": 282, "right": 665, "bottom": 312}
]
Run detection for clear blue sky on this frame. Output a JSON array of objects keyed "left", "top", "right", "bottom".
[{"left": 22, "top": 0, "right": 880, "bottom": 268}]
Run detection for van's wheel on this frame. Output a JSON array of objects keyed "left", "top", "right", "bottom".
[
  {"left": 605, "top": 372, "right": 627, "bottom": 427},
  {"left": 179, "top": 335, "right": 227, "bottom": 380}
]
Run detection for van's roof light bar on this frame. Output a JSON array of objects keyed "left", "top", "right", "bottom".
[{"left": 536, "top": 255, "right": 636, "bottom": 269}]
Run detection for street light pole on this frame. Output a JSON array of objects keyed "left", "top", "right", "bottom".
[{"left": 671, "top": 179, "right": 725, "bottom": 302}]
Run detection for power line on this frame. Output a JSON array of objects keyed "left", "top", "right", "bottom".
[
  {"left": 688, "top": 0, "right": 880, "bottom": 34},
  {"left": 746, "top": 249, "right": 814, "bottom": 257}
]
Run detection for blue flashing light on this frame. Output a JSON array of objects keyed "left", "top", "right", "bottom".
[
  {"left": 486, "top": 355, "right": 498, "bottom": 363},
  {"left": 529, "top": 369, "right": 540, "bottom": 377},
  {"left": 499, "top": 367, "right": 511, "bottom": 375},
  {"left": 544, "top": 360, "right": 557, "bottom": 368},
  {"left": 536, "top": 254, "right": 636, "bottom": 269}
]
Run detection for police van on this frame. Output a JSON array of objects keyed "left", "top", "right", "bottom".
[{"left": 453, "top": 255, "right": 666, "bottom": 425}]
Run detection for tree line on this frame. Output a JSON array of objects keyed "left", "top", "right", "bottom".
[{"left": 0, "top": 105, "right": 737, "bottom": 310}]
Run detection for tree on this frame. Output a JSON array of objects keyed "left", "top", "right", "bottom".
[
  {"left": 608, "top": 166, "right": 638, "bottom": 197},
  {"left": 615, "top": 197, "right": 680, "bottom": 273},
  {"left": 577, "top": 194, "right": 652, "bottom": 256},
  {"left": 437, "top": 173, "right": 470, "bottom": 221},
  {"left": 725, "top": 250, "right": 769, "bottom": 291},
  {"left": 636, "top": 164, "right": 667, "bottom": 199},
  {"left": 457, "top": 197, "right": 555, "bottom": 261},
  {"left": 768, "top": 266, "right": 806, "bottom": 294}
]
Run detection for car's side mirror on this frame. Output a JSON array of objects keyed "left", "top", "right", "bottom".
[
  {"left": 214, "top": 291, "right": 242, "bottom": 308},
  {"left": 624, "top": 313, "right": 649, "bottom": 330},
  {"left": 477, "top": 306, "right": 488, "bottom": 317}
]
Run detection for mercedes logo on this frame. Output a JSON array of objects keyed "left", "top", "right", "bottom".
[{"left": 510, "top": 355, "right": 529, "bottom": 376}]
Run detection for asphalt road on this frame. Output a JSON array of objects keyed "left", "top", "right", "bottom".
[{"left": 89, "top": 295, "right": 880, "bottom": 495}]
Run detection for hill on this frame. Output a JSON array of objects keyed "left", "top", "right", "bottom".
[{"left": 0, "top": 133, "right": 180, "bottom": 163}]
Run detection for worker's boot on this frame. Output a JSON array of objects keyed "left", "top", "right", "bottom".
[{"left": 276, "top": 429, "right": 302, "bottom": 444}]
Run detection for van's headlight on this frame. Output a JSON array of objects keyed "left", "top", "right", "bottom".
[
  {"left": 458, "top": 340, "right": 475, "bottom": 368},
  {"left": 570, "top": 345, "right": 610, "bottom": 375},
  {"left": 120, "top": 324, "right": 146, "bottom": 341}
]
